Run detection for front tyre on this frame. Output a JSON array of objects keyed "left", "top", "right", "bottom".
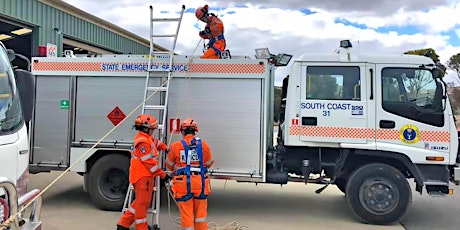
[{"left": 346, "top": 163, "right": 411, "bottom": 225}]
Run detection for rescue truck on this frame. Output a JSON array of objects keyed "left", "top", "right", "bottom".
[
  {"left": 0, "top": 42, "right": 42, "bottom": 229},
  {"left": 28, "top": 39, "right": 460, "bottom": 225}
]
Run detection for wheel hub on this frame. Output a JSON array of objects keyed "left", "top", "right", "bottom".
[
  {"left": 359, "top": 178, "right": 399, "bottom": 215},
  {"left": 100, "top": 168, "right": 128, "bottom": 200}
]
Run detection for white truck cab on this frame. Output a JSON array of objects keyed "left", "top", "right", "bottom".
[
  {"left": 275, "top": 40, "right": 460, "bottom": 224},
  {"left": 0, "top": 41, "right": 42, "bottom": 230}
]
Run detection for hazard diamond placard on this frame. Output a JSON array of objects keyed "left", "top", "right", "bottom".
[{"left": 107, "top": 106, "right": 126, "bottom": 126}]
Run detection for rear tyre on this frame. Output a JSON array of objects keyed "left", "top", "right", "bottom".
[
  {"left": 87, "top": 154, "right": 130, "bottom": 211},
  {"left": 345, "top": 163, "right": 411, "bottom": 225}
]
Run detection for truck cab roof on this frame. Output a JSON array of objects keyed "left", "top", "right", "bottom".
[{"left": 295, "top": 49, "right": 435, "bottom": 65}]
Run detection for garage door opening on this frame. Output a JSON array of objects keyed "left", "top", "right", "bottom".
[
  {"left": 0, "top": 18, "right": 33, "bottom": 70},
  {"left": 0, "top": 18, "right": 34, "bottom": 69},
  {"left": 63, "top": 37, "right": 119, "bottom": 57}
]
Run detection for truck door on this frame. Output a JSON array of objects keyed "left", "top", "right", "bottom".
[
  {"left": 375, "top": 65, "right": 450, "bottom": 162},
  {"left": 299, "top": 63, "right": 369, "bottom": 144}
]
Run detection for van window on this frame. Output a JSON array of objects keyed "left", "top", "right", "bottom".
[
  {"left": 306, "top": 66, "right": 361, "bottom": 100},
  {"left": 381, "top": 68, "right": 444, "bottom": 127},
  {"left": 0, "top": 47, "right": 23, "bottom": 134}
]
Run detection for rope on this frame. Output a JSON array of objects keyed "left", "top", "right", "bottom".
[
  {"left": 162, "top": 38, "right": 249, "bottom": 230},
  {"left": 165, "top": 181, "right": 249, "bottom": 230},
  {"left": 1, "top": 37, "right": 248, "bottom": 230},
  {"left": 0, "top": 38, "right": 203, "bottom": 230}
]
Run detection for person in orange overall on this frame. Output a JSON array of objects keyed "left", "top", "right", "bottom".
[
  {"left": 195, "top": 5, "right": 226, "bottom": 59},
  {"left": 165, "top": 118, "right": 215, "bottom": 230},
  {"left": 117, "top": 114, "right": 168, "bottom": 230}
]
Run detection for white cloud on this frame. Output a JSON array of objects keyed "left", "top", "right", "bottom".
[{"left": 62, "top": 0, "right": 460, "bottom": 85}]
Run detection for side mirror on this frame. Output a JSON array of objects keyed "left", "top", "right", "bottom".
[
  {"left": 6, "top": 49, "right": 16, "bottom": 62},
  {"left": 14, "top": 70, "right": 35, "bottom": 122},
  {"left": 432, "top": 68, "right": 442, "bottom": 79}
]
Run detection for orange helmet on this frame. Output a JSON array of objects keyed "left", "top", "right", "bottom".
[
  {"left": 181, "top": 118, "right": 198, "bottom": 132},
  {"left": 134, "top": 114, "right": 158, "bottom": 129},
  {"left": 195, "top": 5, "right": 209, "bottom": 20}
]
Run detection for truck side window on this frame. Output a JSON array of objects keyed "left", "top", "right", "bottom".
[
  {"left": 0, "top": 46, "right": 24, "bottom": 134},
  {"left": 306, "top": 66, "right": 360, "bottom": 100},
  {"left": 381, "top": 68, "right": 444, "bottom": 127}
]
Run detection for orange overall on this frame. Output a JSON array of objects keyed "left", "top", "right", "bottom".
[
  {"left": 117, "top": 132, "right": 166, "bottom": 230},
  {"left": 165, "top": 135, "right": 214, "bottom": 230},
  {"left": 199, "top": 15, "right": 225, "bottom": 59}
]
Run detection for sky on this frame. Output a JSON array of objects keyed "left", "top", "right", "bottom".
[{"left": 62, "top": 0, "right": 460, "bottom": 86}]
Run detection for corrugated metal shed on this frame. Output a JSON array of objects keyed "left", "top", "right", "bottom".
[{"left": 0, "top": 0, "right": 165, "bottom": 56}]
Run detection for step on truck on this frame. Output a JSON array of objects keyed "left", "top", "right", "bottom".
[
  {"left": 0, "top": 41, "right": 42, "bottom": 229},
  {"left": 29, "top": 40, "right": 460, "bottom": 225}
]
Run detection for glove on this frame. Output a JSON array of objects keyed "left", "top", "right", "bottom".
[{"left": 159, "top": 171, "right": 167, "bottom": 179}]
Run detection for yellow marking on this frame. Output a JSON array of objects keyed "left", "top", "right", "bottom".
[
  {"left": 0, "top": 93, "right": 11, "bottom": 98},
  {"left": 0, "top": 72, "right": 6, "bottom": 78}
]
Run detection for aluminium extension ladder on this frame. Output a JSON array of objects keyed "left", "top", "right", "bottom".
[{"left": 121, "top": 4, "right": 185, "bottom": 230}]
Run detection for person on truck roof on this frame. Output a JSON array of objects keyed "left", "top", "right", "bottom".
[
  {"left": 196, "top": 4, "right": 226, "bottom": 59},
  {"left": 117, "top": 114, "right": 168, "bottom": 230},
  {"left": 165, "top": 118, "right": 214, "bottom": 230}
]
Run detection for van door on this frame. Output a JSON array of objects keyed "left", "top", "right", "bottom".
[
  {"left": 375, "top": 64, "right": 450, "bottom": 163},
  {"left": 299, "top": 63, "right": 369, "bottom": 144}
]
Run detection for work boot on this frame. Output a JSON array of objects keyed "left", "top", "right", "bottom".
[{"left": 116, "top": 225, "right": 129, "bottom": 230}]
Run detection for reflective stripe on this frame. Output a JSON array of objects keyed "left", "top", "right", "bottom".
[
  {"left": 205, "top": 159, "right": 214, "bottom": 166},
  {"left": 182, "top": 227, "right": 193, "bottom": 230},
  {"left": 176, "top": 167, "right": 201, "bottom": 172},
  {"left": 135, "top": 218, "right": 147, "bottom": 224},
  {"left": 150, "top": 164, "right": 160, "bottom": 173},
  {"left": 195, "top": 217, "right": 207, "bottom": 222},
  {"left": 140, "top": 153, "right": 154, "bottom": 161},
  {"left": 165, "top": 158, "right": 174, "bottom": 167},
  {"left": 128, "top": 206, "right": 135, "bottom": 214}
]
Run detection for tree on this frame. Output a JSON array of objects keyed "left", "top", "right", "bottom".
[
  {"left": 447, "top": 53, "right": 460, "bottom": 78},
  {"left": 404, "top": 48, "right": 447, "bottom": 77}
]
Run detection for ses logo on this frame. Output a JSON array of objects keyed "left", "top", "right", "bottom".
[{"left": 351, "top": 105, "right": 363, "bottom": 116}]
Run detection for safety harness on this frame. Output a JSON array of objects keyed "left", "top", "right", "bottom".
[
  {"left": 175, "top": 137, "right": 208, "bottom": 201},
  {"left": 207, "top": 34, "right": 225, "bottom": 56}
]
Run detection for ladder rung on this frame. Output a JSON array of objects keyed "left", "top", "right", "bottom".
[
  {"left": 152, "top": 18, "right": 181, "bottom": 22},
  {"left": 147, "top": 86, "right": 168, "bottom": 92},
  {"left": 152, "top": 34, "right": 177, "bottom": 38},
  {"left": 144, "top": 105, "right": 166, "bottom": 110}
]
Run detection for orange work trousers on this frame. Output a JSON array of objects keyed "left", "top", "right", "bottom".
[
  {"left": 201, "top": 40, "right": 226, "bottom": 59},
  {"left": 178, "top": 198, "right": 208, "bottom": 230},
  {"left": 117, "top": 176, "right": 154, "bottom": 230},
  {"left": 172, "top": 174, "right": 211, "bottom": 230}
]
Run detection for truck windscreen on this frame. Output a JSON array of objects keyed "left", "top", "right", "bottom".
[{"left": 0, "top": 47, "right": 23, "bottom": 134}]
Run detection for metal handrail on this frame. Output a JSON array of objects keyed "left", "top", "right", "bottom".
[
  {"left": 0, "top": 177, "right": 19, "bottom": 229},
  {"left": 0, "top": 177, "right": 42, "bottom": 230}
]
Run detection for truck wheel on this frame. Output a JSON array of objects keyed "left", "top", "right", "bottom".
[
  {"left": 345, "top": 163, "right": 411, "bottom": 225},
  {"left": 87, "top": 154, "right": 130, "bottom": 211},
  {"left": 335, "top": 178, "right": 347, "bottom": 194}
]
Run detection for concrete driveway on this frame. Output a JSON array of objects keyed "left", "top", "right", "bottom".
[{"left": 27, "top": 171, "right": 404, "bottom": 230}]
